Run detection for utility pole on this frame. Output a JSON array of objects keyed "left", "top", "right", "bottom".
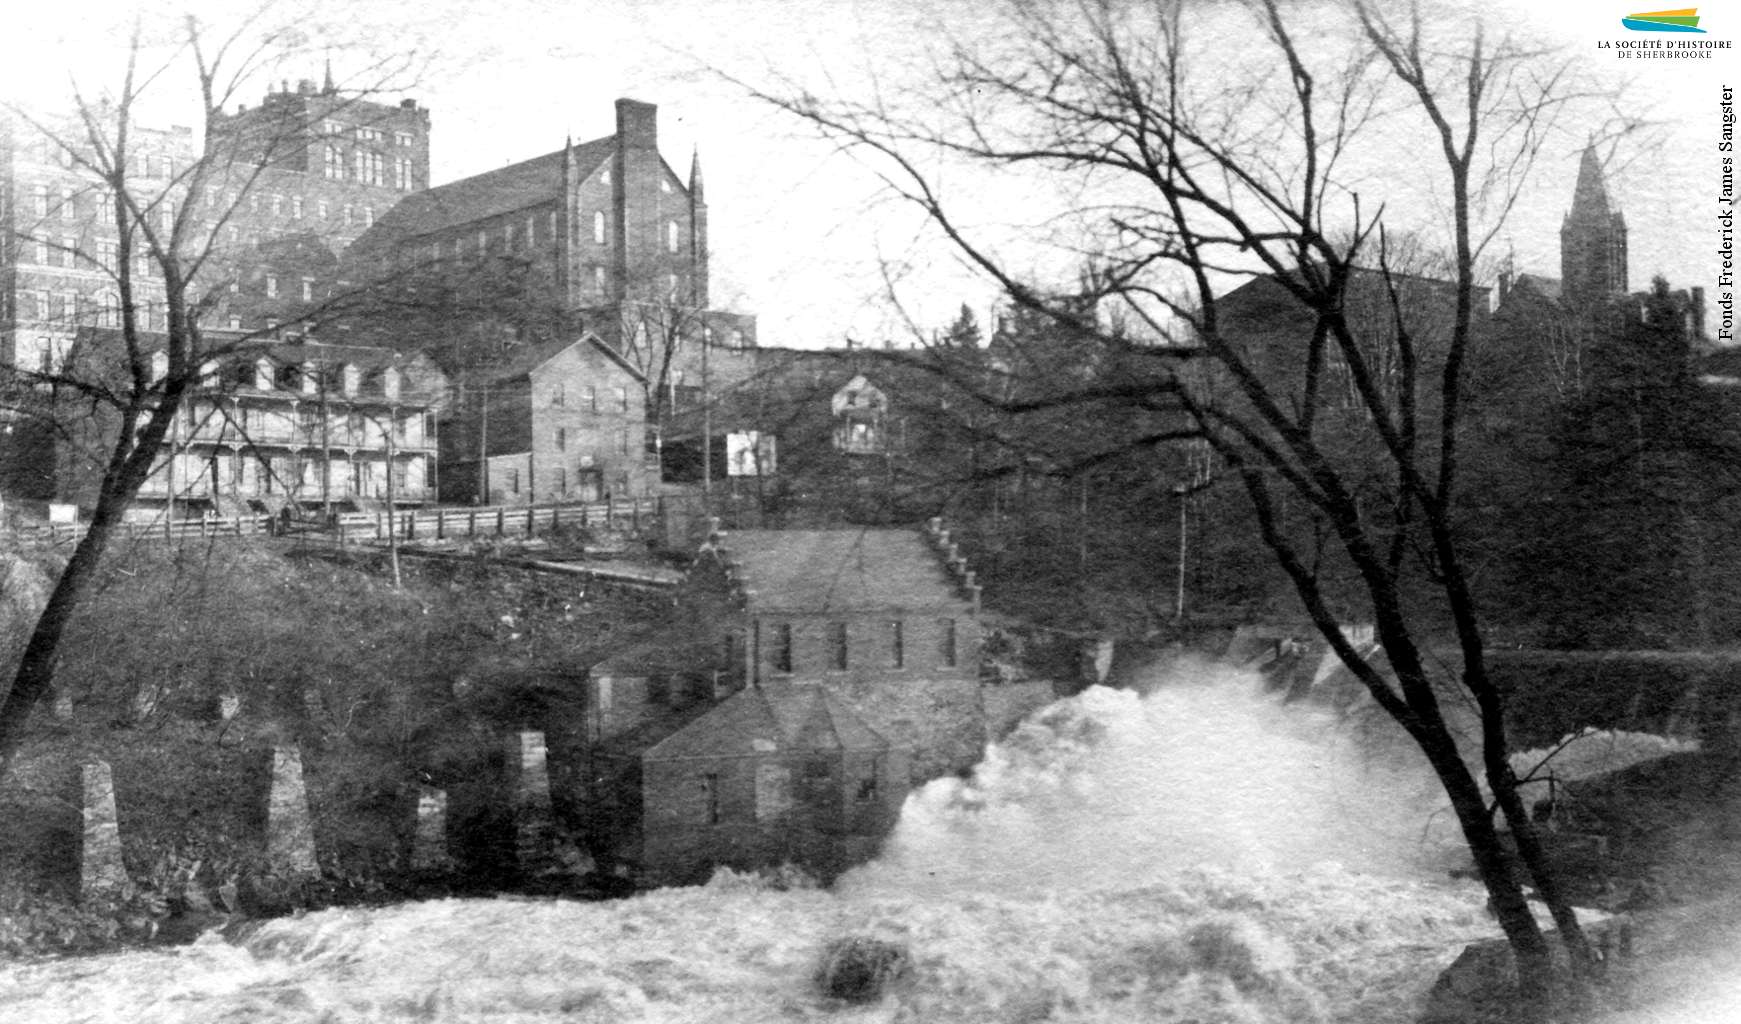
[
  {"left": 702, "top": 316, "right": 712, "bottom": 508},
  {"left": 385, "top": 410, "right": 400, "bottom": 588}
]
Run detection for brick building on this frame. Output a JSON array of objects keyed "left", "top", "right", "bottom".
[
  {"left": 0, "top": 108, "right": 193, "bottom": 383},
  {"left": 202, "top": 73, "right": 432, "bottom": 332},
  {"left": 579, "top": 523, "right": 1029, "bottom": 884},
  {"left": 438, "top": 334, "right": 654, "bottom": 505},
  {"left": 345, "top": 98, "right": 756, "bottom": 482}
]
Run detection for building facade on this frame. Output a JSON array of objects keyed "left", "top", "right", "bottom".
[
  {"left": 0, "top": 108, "right": 193, "bottom": 379},
  {"left": 582, "top": 523, "right": 999, "bottom": 884},
  {"left": 126, "top": 337, "right": 448, "bottom": 516},
  {"left": 438, "top": 334, "right": 655, "bottom": 505}
]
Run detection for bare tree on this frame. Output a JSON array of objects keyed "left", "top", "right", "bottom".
[
  {"left": 0, "top": 12, "right": 422, "bottom": 772},
  {"left": 749, "top": 0, "right": 1631, "bottom": 1013}
]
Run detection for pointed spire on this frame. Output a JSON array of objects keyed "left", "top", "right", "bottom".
[
  {"left": 689, "top": 145, "right": 705, "bottom": 200},
  {"left": 322, "top": 55, "right": 335, "bottom": 96},
  {"left": 1567, "top": 140, "right": 1611, "bottom": 224}
]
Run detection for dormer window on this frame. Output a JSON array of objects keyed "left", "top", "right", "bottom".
[
  {"left": 382, "top": 367, "right": 401, "bottom": 402},
  {"left": 254, "top": 358, "right": 274, "bottom": 390},
  {"left": 199, "top": 360, "right": 220, "bottom": 388},
  {"left": 300, "top": 362, "right": 318, "bottom": 394},
  {"left": 341, "top": 363, "right": 361, "bottom": 396},
  {"left": 149, "top": 351, "right": 168, "bottom": 384}
]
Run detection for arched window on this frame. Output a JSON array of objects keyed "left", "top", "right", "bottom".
[
  {"left": 667, "top": 220, "right": 679, "bottom": 253},
  {"left": 593, "top": 210, "right": 605, "bottom": 245}
]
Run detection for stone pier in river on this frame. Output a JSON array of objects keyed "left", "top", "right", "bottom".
[
  {"left": 266, "top": 745, "right": 320, "bottom": 878},
  {"left": 78, "top": 761, "right": 129, "bottom": 900},
  {"left": 507, "top": 731, "right": 558, "bottom": 876}
]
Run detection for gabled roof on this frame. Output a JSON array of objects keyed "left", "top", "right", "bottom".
[
  {"left": 644, "top": 685, "right": 891, "bottom": 761},
  {"left": 365, "top": 135, "right": 616, "bottom": 241},
  {"left": 477, "top": 333, "right": 648, "bottom": 386},
  {"left": 1511, "top": 273, "right": 1563, "bottom": 301},
  {"left": 706, "top": 528, "right": 973, "bottom": 615}
]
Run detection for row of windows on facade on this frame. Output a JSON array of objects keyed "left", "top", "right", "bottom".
[
  {"left": 13, "top": 289, "right": 308, "bottom": 335},
  {"left": 207, "top": 187, "right": 376, "bottom": 227},
  {"left": 162, "top": 402, "right": 425, "bottom": 448},
  {"left": 547, "top": 425, "right": 640, "bottom": 457},
  {"left": 163, "top": 355, "right": 410, "bottom": 401},
  {"left": 16, "top": 138, "right": 184, "bottom": 177},
  {"left": 318, "top": 122, "right": 415, "bottom": 148},
  {"left": 493, "top": 465, "right": 633, "bottom": 498},
  {"left": 762, "top": 618, "right": 959, "bottom": 675},
  {"left": 159, "top": 451, "right": 419, "bottom": 497},
  {"left": 548, "top": 381, "right": 634, "bottom": 414},
  {"left": 410, "top": 209, "right": 687, "bottom": 269},
  {"left": 695, "top": 757, "right": 883, "bottom": 828},
  {"left": 319, "top": 146, "right": 414, "bottom": 190}
]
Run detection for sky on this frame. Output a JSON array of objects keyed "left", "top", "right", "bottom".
[{"left": 3, "top": 0, "right": 1732, "bottom": 349}]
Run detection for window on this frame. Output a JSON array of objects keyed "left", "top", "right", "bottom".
[
  {"left": 395, "top": 131, "right": 413, "bottom": 148},
  {"left": 342, "top": 205, "right": 353, "bottom": 227},
  {"left": 889, "top": 621, "right": 905, "bottom": 669},
  {"left": 552, "top": 382, "right": 565, "bottom": 406},
  {"left": 394, "top": 156, "right": 412, "bottom": 190},
  {"left": 324, "top": 146, "right": 340, "bottom": 179},
  {"left": 249, "top": 194, "right": 259, "bottom": 213},
  {"left": 504, "top": 222, "right": 515, "bottom": 249},
  {"left": 97, "top": 239, "right": 118, "bottom": 273},
  {"left": 32, "top": 235, "right": 48, "bottom": 264},
  {"left": 702, "top": 772, "right": 720, "bottom": 825},
  {"left": 857, "top": 759, "right": 880, "bottom": 802},
  {"left": 32, "top": 186, "right": 48, "bottom": 217},
  {"left": 586, "top": 385, "right": 598, "bottom": 411},
  {"left": 939, "top": 618, "right": 958, "bottom": 668},
  {"left": 364, "top": 206, "right": 374, "bottom": 227},
  {"left": 292, "top": 196, "right": 303, "bottom": 219},
  {"left": 507, "top": 467, "right": 520, "bottom": 494},
  {"left": 96, "top": 292, "right": 119, "bottom": 328},
  {"left": 59, "top": 189, "right": 75, "bottom": 221},
  {"left": 667, "top": 220, "right": 679, "bottom": 253},
  {"left": 271, "top": 195, "right": 283, "bottom": 216},
  {"left": 661, "top": 178, "right": 672, "bottom": 194},
  {"left": 527, "top": 214, "right": 537, "bottom": 244},
  {"left": 554, "top": 427, "right": 567, "bottom": 451},
  {"left": 615, "top": 385, "right": 629, "bottom": 412},
  {"left": 60, "top": 240, "right": 76, "bottom": 269},
  {"left": 593, "top": 210, "right": 605, "bottom": 245},
  {"left": 555, "top": 467, "right": 567, "bottom": 494},
  {"left": 266, "top": 276, "right": 278, "bottom": 298},
  {"left": 318, "top": 199, "right": 330, "bottom": 220},
  {"left": 771, "top": 623, "right": 793, "bottom": 674},
  {"left": 301, "top": 278, "right": 314, "bottom": 301},
  {"left": 364, "top": 151, "right": 383, "bottom": 186},
  {"left": 228, "top": 316, "right": 242, "bottom": 329},
  {"left": 600, "top": 168, "right": 610, "bottom": 184},
  {"left": 618, "top": 427, "right": 630, "bottom": 456},
  {"left": 353, "top": 149, "right": 366, "bottom": 181},
  {"left": 829, "top": 622, "right": 848, "bottom": 671},
  {"left": 593, "top": 266, "right": 606, "bottom": 293},
  {"left": 56, "top": 292, "right": 77, "bottom": 322}
]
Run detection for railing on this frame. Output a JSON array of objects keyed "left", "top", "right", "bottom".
[
  {"left": 4, "top": 497, "right": 662, "bottom": 551},
  {"left": 2, "top": 515, "right": 274, "bottom": 547},
  {"left": 328, "top": 498, "right": 662, "bottom": 542}
]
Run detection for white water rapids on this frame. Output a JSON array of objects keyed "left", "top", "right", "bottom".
[{"left": 0, "top": 662, "right": 1727, "bottom": 1022}]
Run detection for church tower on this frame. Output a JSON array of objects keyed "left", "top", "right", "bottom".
[{"left": 1560, "top": 143, "right": 1628, "bottom": 307}]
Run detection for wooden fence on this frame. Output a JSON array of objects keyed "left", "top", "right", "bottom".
[{"left": 1, "top": 497, "right": 662, "bottom": 550}]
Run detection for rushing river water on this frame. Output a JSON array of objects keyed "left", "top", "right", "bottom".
[{"left": 0, "top": 663, "right": 1717, "bottom": 1023}]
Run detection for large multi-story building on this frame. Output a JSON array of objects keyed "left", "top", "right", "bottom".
[
  {"left": 346, "top": 98, "right": 758, "bottom": 496},
  {"left": 202, "top": 74, "right": 432, "bottom": 332},
  {"left": 0, "top": 107, "right": 194, "bottom": 380}
]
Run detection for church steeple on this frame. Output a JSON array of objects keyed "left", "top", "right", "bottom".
[{"left": 1560, "top": 141, "right": 1628, "bottom": 306}]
